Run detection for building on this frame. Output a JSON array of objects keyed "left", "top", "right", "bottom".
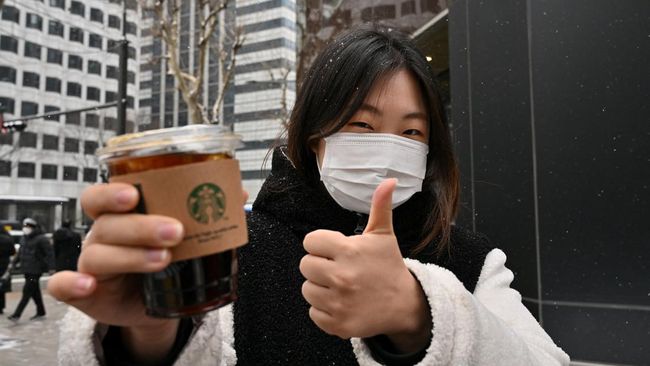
[{"left": 0, "top": 0, "right": 142, "bottom": 231}]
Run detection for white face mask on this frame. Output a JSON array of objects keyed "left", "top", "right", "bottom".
[
  {"left": 23, "top": 227, "right": 33, "bottom": 235},
  {"left": 319, "top": 132, "right": 429, "bottom": 214}
]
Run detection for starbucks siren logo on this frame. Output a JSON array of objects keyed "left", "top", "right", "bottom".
[{"left": 187, "top": 183, "right": 226, "bottom": 224}]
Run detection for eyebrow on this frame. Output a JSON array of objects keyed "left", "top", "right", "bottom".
[{"left": 358, "top": 103, "right": 427, "bottom": 121}]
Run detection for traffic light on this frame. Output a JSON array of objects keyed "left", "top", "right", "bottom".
[{"left": 0, "top": 120, "right": 27, "bottom": 133}]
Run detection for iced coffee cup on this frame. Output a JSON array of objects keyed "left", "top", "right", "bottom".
[{"left": 96, "top": 124, "right": 248, "bottom": 317}]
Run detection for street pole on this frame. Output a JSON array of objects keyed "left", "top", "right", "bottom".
[{"left": 117, "top": 2, "right": 129, "bottom": 135}]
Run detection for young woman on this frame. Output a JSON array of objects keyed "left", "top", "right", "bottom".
[{"left": 51, "top": 24, "right": 570, "bottom": 365}]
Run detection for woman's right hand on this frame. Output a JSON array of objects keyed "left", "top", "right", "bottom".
[{"left": 47, "top": 183, "right": 184, "bottom": 356}]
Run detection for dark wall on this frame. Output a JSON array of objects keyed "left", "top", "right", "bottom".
[{"left": 449, "top": 0, "right": 650, "bottom": 364}]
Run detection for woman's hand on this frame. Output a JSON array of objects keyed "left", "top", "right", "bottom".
[{"left": 300, "top": 179, "right": 432, "bottom": 353}]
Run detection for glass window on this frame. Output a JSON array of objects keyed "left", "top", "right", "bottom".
[
  {"left": 66, "top": 112, "right": 80, "bottom": 125},
  {"left": 125, "top": 0, "right": 137, "bottom": 10},
  {"left": 67, "top": 82, "right": 82, "bottom": 97},
  {"left": 0, "top": 36, "right": 18, "bottom": 53},
  {"left": 44, "top": 105, "right": 60, "bottom": 121},
  {"left": 22, "top": 72, "right": 40, "bottom": 89},
  {"left": 85, "top": 113, "right": 99, "bottom": 128},
  {"left": 107, "top": 39, "right": 119, "bottom": 54},
  {"left": 64, "top": 137, "right": 79, "bottom": 153},
  {"left": 108, "top": 15, "right": 121, "bottom": 30},
  {"left": 106, "top": 65, "right": 118, "bottom": 79},
  {"left": 42, "top": 164, "right": 58, "bottom": 180},
  {"left": 0, "top": 161, "right": 11, "bottom": 177},
  {"left": 26, "top": 13, "right": 43, "bottom": 30},
  {"left": 84, "top": 141, "right": 98, "bottom": 155},
  {"left": 63, "top": 166, "right": 78, "bottom": 181},
  {"left": 46, "top": 77, "right": 61, "bottom": 93},
  {"left": 69, "top": 1, "right": 85, "bottom": 17},
  {"left": 49, "top": 0, "right": 65, "bottom": 9},
  {"left": 68, "top": 55, "right": 83, "bottom": 70},
  {"left": 48, "top": 20, "right": 64, "bottom": 37},
  {"left": 90, "top": 8, "right": 103, "bottom": 23},
  {"left": 24, "top": 41, "right": 42, "bottom": 59},
  {"left": 420, "top": 0, "right": 440, "bottom": 13},
  {"left": 126, "top": 21, "right": 137, "bottom": 35},
  {"left": 21, "top": 101, "right": 38, "bottom": 116},
  {"left": 0, "top": 97, "right": 15, "bottom": 114},
  {"left": 18, "top": 162, "right": 36, "bottom": 178},
  {"left": 127, "top": 71, "right": 135, "bottom": 84},
  {"left": 87, "top": 87, "right": 100, "bottom": 101},
  {"left": 128, "top": 46, "right": 136, "bottom": 60},
  {"left": 89, "top": 33, "right": 102, "bottom": 49},
  {"left": 83, "top": 168, "right": 97, "bottom": 183},
  {"left": 104, "top": 117, "right": 117, "bottom": 131},
  {"left": 47, "top": 48, "right": 63, "bottom": 64},
  {"left": 69, "top": 27, "right": 84, "bottom": 43},
  {"left": 401, "top": 0, "right": 415, "bottom": 15},
  {"left": 42, "top": 135, "right": 59, "bottom": 150},
  {"left": 88, "top": 60, "right": 101, "bottom": 75},
  {"left": 0, "top": 66, "right": 16, "bottom": 83},
  {"left": 105, "top": 91, "right": 117, "bottom": 102},
  {"left": 19, "top": 132, "right": 37, "bottom": 148},
  {"left": 127, "top": 96, "right": 134, "bottom": 109},
  {"left": 1, "top": 6, "right": 20, "bottom": 24}
]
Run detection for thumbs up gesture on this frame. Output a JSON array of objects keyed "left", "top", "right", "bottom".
[{"left": 300, "top": 179, "right": 432, "bottom": 351}]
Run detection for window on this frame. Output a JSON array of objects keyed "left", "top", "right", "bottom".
[
  {"left": 46, "top": 77, "right": 61, "bottom": 92},
  {"left": 0, "top": 66, "right": 16, "bottom": 83},
  {"left": 48, "top": 20, "right": 64, "bottom": 37},
  {"left": 64, "top": 137, "right": 79, "bottom": 153},
  {"left": 127, "top": 96, "right": 135, "bottom": 109},
  {"left": 24, "top": 41, "right": 42, "bottom": 59},
  {"left": 89, "top": 34, "right": 102, "bottom": 49},
  {"left": 105, "top": 117, "right": 117, "bottom": 131},
  {"left": 47, "top": 48, "right": 63, "bottom": 64},
  {"left": 128, "top": 71, "right": 135, "bottom": 84},
  {"left": 87, "top": 87, "right": 100, "bottom": 101},
  {"left": 128, "top": 46, "right": 136, "bottom": 60},
  {"left": 88, "top": 60, "right": 101, "bottom": 75},
  {"left": 105, "top": 91, "right": 117, "bottom": 102},
  {"left": 108, "top": 15, "right": 120, "bottom": 30},
  {"left": 85, "top": 113, "right": 99, "bottom": 128},
  {"left": 18, "top": 162, "right": 36, "bottom": 178},
  {"left": 401, "top": 0, "right": 415, "bottom": 15},
  {"left": 421, "top": 0, "right": 440, "bottom": 13},
  {"left": 19, "top": 132, "right": 37, "bottom": 148},
  {"left": 83, "top": 168, "right": 97, "bottom": 183},
  {"left": 125, "top": 0, "right": 137, "bottom": 10},
  {"left": 1, "top": 6, "right": 20, "bottom": 24},
  {"left": 26, "top": 13, "right": 43, "bottom": 30},
  {"left": 22, "top": 72, "right": 40, "bottom": 89},
  {"left": 63, "top": 166, "right": 78, "bottom": 181},
  {"left": 106, "top": 65, "right": 118, "bottom": 79},
  {"left": 0, "top": 97, "right": 15, "bottom": 114},
  {"left": 66, "top": 112, "right": 80, "bottom": 125},
  {"left": 90, "top": 8, "right": 103, "bottom": 23},
  {"left": 69, "top": 27, "right": 84, "bottom": 43},
  {"left": 84, "top": 141, "right": 98, "bottom": 155},
  {"left": 361, "top": 7, "right": 373, "bottom": 21},
  {"left": 69, "top": 1, "right": 85, "bottom": 16},
  {"left": 21, "top": 101, "right": 38, "bottom": 116},
  {"left": 0, "top": 161, "right": 10, "bottom": 177},
  {"left": 44, "top": 105, "right": 60, "bottom": 121},
  {"left": 41, "top": 164, "right": 58, "bottom": 180},
  {"left": 68, "top": 55, "right": 83, "bottom": 70},
  {"left": 107, "top": 40, "right": 119, "bottom": 54},
  {"left": 126, "top": 22, "right": 137, "bottom": 35},
  {"left": 42, "top": 135, "right": 59, "bottom": 150},
  {"left": 67, "top": 82, "right": 81, "bottom": 97},
  {"left": 49, "top": 0, "right": 65, "bottom": 9},
  {"left": 0, "top": 36, "right": 18, "bottom": 53}
]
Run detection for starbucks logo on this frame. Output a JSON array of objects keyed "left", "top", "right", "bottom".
[{"left": 187, "top": 183, "right": 226, "bottom": 224}]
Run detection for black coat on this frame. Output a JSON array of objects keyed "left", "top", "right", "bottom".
[
  {"left": 14, "top": 229, "right": 52, "bottom": 275},
  {"left": 233, "top": 147, "right": 495, "bottom": 365},
  {"left": 53, "top": 227, "right": 82, "bottom": 271},
  {"left": 0, "top": 232, "right": 15, "bottom": 276}
]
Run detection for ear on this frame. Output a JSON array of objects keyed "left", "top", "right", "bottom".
[{"left": 309, "top": 138, "right": 326, "bottom": 169}]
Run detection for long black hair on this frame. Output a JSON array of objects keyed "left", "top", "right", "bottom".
[{"left": 286, "top": 23, "right": 459, "bottom": 255}]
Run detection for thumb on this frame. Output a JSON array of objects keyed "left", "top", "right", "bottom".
[{"left": 364, "top": 178, "right": 397, "bottom": 235}]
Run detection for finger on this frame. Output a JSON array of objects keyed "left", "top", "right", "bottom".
[
  {"left": 303, "top": 229, "right": 347, "bottom": 259},
  {"left": 81, "top": 183, "right": 139, "bottom": 219},
  {"left": 78, "top": 243, "right": 171, "bottom": 275},
  {"left": 91, "top": 214, "right": 183, "bottom": 248},
  {"left": 47, "top": 271, "right": 96, "bottom": 303},
  {"left": 301, "top": 280, "right": 332, "bottom": 310},
  {"left": 299, "top": 254, "right": 336, "bottom": 287},
  {"left": 309, "top": 306, "right": 344, "bottom": 338},
  {"left": 364, "top": 178, "right": 397, "bottom": 235}
]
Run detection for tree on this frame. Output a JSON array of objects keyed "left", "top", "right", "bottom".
[{"left": 141, "top": 0, "right": 244, "bottom": 124}]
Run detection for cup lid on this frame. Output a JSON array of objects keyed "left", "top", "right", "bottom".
[{"left": 97, "top": 124, "right": 244, "bottom": 162}]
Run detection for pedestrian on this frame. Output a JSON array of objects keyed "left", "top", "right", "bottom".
[
  {"left": 7, "top": 218, "right": 52, "bottom": 322},
  {"left": 53, "top": 220, "right": 82, "bottom": 272},
  {"left": 0, "top": 226, "right": 16, "bottom": 314},
  {"left": 50, "top": 24, "right": 570, "bottom": 365}
]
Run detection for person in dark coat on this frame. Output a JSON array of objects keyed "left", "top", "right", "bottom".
[
  {"left": 0, "top": 227, "right": 16, "bottom": 314},
  {"left": 8, "top": 218, "right": 53, "bottom": 322},
  {"left": 53, "top": 220, "right": 82, "bottom": 272}
]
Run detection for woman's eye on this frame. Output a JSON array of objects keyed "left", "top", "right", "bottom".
[
  {"left": 349, "top": 121, "right": 374, "bottom": 130},
  {"left": 403, "top": 129, "right": 423, "bottom": 136}
]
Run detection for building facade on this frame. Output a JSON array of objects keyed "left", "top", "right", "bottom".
[{"left": 0, "top": 0, "right": 142, "bottom": 231}]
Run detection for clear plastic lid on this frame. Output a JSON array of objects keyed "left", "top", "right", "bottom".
[{"left": 97, "top": 124, "right": 244, "bottom": 163}]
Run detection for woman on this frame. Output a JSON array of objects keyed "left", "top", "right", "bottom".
[{"left": 51, "top": 24, "right": 569, "bottom": 365}]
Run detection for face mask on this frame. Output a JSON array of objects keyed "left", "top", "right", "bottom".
[
  {"left": 23, "top": 227, "right": 33, "bottom": 235},
  {"left": 319, "top": 132, "right": 428, "bottom": 214}
]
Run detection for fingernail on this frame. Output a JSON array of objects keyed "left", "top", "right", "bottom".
[
  {"left": 75, "top": 276, "right": 93, "bottom": 292},
  {"left": 116, "top": 189, "right": 137, "bottom": 204},
  {"left": 147, "top": 249, "right": 168, "bottom": 262},
  {"left": 158, "top": 222, "right": 182, "bottom": 241}
]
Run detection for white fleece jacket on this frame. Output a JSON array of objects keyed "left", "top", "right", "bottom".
[{"left": 58, "top": 248, "right": 570, "bottom": 366}]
